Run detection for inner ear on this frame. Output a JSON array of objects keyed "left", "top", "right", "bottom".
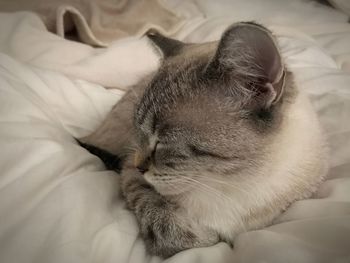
[
  {"left": 208, "top": 22, "right": 285, "bottom": 108},
  {"left": 146, "top": 29, "right": 185, "bottom": 58}
]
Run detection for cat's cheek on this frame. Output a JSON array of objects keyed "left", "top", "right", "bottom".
[{"left": 143, "top": 173, "right": 190, "bottom": 196}]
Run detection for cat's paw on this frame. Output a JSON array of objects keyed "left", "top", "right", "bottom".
[
  {"left": 142, "top": 218, "right": 196, "bottom": 258},
  {"left": 141, "top": 214, "right": 219, "bottom": 258},
  {"left": 120, "top": 162, "right": 156, "bottom": 210}
]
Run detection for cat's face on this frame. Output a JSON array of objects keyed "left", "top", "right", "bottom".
[{"left": 133, "top": 23, "right": 289, "bottom": 196}]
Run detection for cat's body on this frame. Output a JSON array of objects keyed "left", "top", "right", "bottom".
[{"left": 80, "top": 22, "right": 328, "bottom": 258}]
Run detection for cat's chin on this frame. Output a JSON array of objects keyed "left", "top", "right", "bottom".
[{"left": 143, "top": 172, "right": 190, "bottom": 196}]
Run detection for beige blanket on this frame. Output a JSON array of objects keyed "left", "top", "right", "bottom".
[{"left": 0, "top": 0, "right": 184, "bottom": 46}]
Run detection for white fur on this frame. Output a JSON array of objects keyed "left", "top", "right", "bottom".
[{"left": 178, "top": 90, "right": 328, "bottom": 242}]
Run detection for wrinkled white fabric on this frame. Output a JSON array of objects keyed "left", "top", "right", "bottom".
[
  {"left": 0, "top": 1, "right": 350, "bottom": 263},
  {"left": 0, "top": 12, "right": 161, "bottom": 90}
]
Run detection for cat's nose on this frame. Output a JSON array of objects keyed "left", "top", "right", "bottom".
[
  {"left": 134, "top": 152, "right": 150, "bottom": 174},
  {"left": 136, "top": 165, "right": 149, "bottom": 174}
]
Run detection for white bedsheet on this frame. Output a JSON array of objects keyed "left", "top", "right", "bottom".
[{"left": 0, "top": 1, "right": 350, "bottom": 263}]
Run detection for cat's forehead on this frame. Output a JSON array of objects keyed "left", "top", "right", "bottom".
[
  {"left": 137, "top": 51, "right": 246, "bottom": 138},
  {"left": 155, "top": 94, "right": 244, "bottom": 140}
]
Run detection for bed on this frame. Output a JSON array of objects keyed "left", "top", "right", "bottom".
[{"left": 0, "top": 1, "right": 350, "bottom": 262}]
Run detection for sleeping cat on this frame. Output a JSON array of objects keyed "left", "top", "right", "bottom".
[{"left": 79, "top": 22, "right": 328, "bottom": 258}]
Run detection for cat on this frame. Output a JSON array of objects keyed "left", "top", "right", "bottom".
[{"left": 79, "top": 22, "right": 328, "bottom": 258}]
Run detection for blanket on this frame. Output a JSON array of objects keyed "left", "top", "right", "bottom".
[
  {"left": 0, "top": 12, "right": 161, "bottom": 90},
  {"left": 0, "top": 0, "right": 349, "bottom": 93},
  {"left": 0, "top": 0, "right": 183, "bottom": 46},
  {"left": 1, "top": 0, "right": 350, "bottom": 262}
]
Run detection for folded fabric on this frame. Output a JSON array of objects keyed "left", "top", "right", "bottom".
[
  {"left": 0, "top": 0, "right": 184, "bottom": 46},
  {"left": 0, "top": 1, "right": 350, "bottom": 262},
  {"left": 0, "top": 21, "right": 350, "bottom": 262},
  {"left": 0, "top": 12, "right": 161, "bottom": 90},
  {"left": 328, "top": 0, "right": 350, "bottom": 16}
]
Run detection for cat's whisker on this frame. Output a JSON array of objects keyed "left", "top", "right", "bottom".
[
  {"left": 173, "top": 176, "right": 227, "bottom": 204},
  {"left": 175, "top": 176, "right": 246, "bottom": 230},
  {"left": 180, "top": 175, "right": 241, "bottom": 202},
  {"left": 152, "top": 175, "right": 190, "bottom": 192},
  {"left": 192, "top": 175, "right": 251, "bottom": 196},
  {"left": 175, "top": 176, "right": 241, "bottom": 208}
]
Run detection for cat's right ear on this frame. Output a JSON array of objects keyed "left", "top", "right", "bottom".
[
  {"left": 206, "top": 22, "right": 285, "bottom": 108},
  {"left": 146, "top": 29, "right": 185, "bottom": 58}
]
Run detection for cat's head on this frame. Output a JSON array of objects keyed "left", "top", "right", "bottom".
[{"left": 133, "top": 22, "right": 292, "bottom": 196}]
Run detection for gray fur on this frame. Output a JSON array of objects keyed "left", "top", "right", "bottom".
[
  {"left": 120, "top": 159, "right": 219, "bottom": 258},
  {"left": 80, "top": 22, "right": 327, "bottom": 258}
]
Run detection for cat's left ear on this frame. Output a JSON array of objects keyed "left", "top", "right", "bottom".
[
  {"left": 207, "top": 22, "right": 285, "bottom": 107},
  {"left": 146, "top": 29, "right": 185, "bottom": 58}
]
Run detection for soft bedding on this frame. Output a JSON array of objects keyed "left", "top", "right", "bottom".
[{"left": 1, "top": 1, "right": 350, "bottom": 263}]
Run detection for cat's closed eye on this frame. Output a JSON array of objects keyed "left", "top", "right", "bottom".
[
  {"left": 188, "top": 144, "right": 231, "bottom": 160},
  {"left": 164, "top": 162, "right": 176, "bottom": 168},
  {"left": 153, "top": 144, "right": 190, "bottom": 166}
]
